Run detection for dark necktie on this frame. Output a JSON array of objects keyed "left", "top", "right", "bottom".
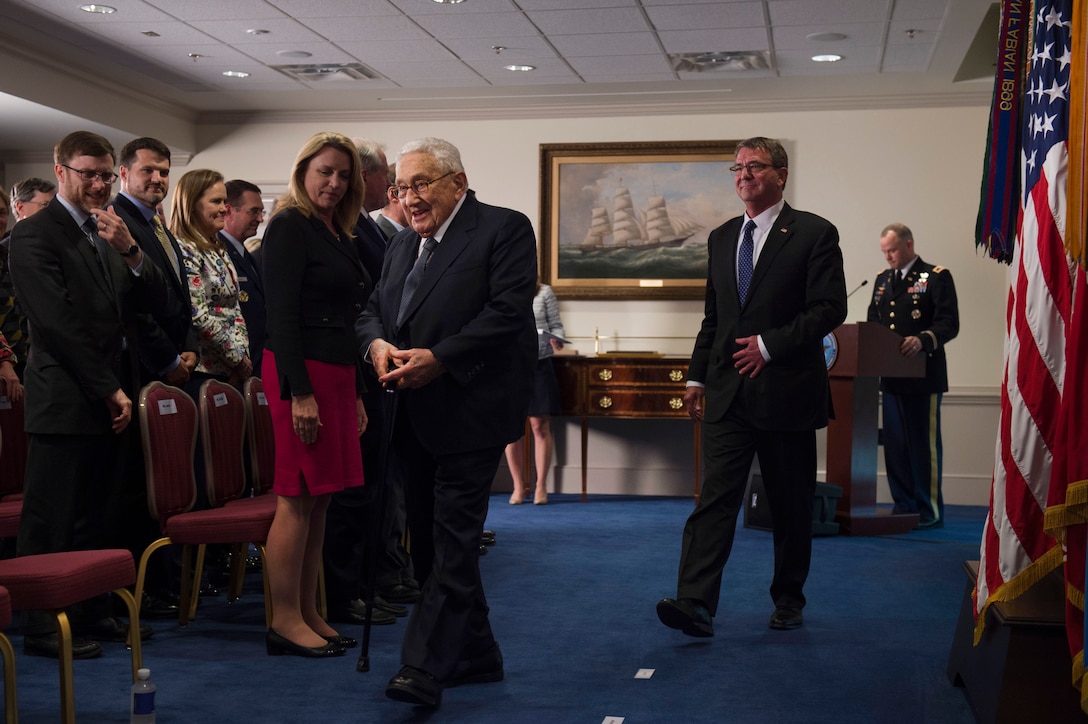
[
  {"left": 83, "top": 218, "right": 113, "bottom": 291},
  {"left": 396, "top": 237, "right": 437, "bottom": 327},
  {"left": 738, "top": 219, "right": 756, "bottom": 305}
]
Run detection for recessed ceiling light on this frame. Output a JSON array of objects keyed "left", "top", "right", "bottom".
[
  {"left": 80, "top": 4, "right": 116, "bottom": 13},
  {"left": 276, "top": 50, "right": 313, "bottom": 59},
  {"left": 807, "top": 32, "right": 847, "bottom": 42},
  {"left": 141, "top": 30, "right": 160, "bottom": 37},
  {"left": 811, "top": 54, "right": 843, "bottom": 63},
  {"left": 433, "top": 0, "right": 466, "bottom": 4},
  {"left": 247, "top": 28, "right": 270, "bottom": 36},
  {"left": 504, "top": 64, "right": 535, "bottom": 72},
  {"left": 222, "top": 70, "right": 250, "bottom": 78}
]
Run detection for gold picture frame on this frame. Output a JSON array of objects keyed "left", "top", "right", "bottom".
[{"left": 539, "top": 140, "right": 740, "bottom": 300}]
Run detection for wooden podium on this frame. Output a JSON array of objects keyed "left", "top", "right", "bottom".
[{"left": 825, "top": 322, "right": 924, "bottom": 535}]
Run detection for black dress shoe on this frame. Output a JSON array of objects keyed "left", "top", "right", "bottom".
[
  {"left": 768, "top": 607, "right": 803, "bottom": 630},
  {"left": 386, "top": 665, "right": 441, "bottom": 707},
  {"left": 77, "top": 616, "right": 153, "bottom": 643},
  {"left": 265, "top": 629, "right": 345, "bottom": 658},
  {"left": 914, "top": 519, "right": 944, "bottom": 530},
  {"left": 23, "top": 633, "right": 102, "bottom": 660},
  {"left": 481, "top": 530, "right": 496, "bottom": 546},
  {"left": 141, "top": 591, "right": 180, "bottom": 620},
  {"left": 656, "top": 597, "right": 713, "bottom": 637},
  {"left": 445, "top": 643, "right": 504, "bottom": 688},
  {"left": 373, "top": 596, "right": 409, "bottom": 617},
  {"left": 328, "top": 600, "right": 396, "bottom": 625},
  {"left": 322, "top": 634, "right": 358, "bottom": 649},
  {"left": 379, "top": 583, "right": 420, "bottom": 604}
]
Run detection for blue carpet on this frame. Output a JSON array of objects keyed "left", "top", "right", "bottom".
[{"left": 4, "top": 496, "right": 982, "bottom": 723}]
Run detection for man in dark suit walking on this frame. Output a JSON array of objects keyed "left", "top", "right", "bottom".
[
  {"left": 657, "top": 136, "right": 847, "bottom": 637},
  {"left": 10, "top": 131, "right": 169, "bottom": 658},
  {"left": 356, "top": 137, "right": 537, "bottom": 708},
  {"left": 220, "top": 179, "right": 267, "bottom": 377},
  {"left": 111, "top": 136, "right": 197, "bottom": 386}
]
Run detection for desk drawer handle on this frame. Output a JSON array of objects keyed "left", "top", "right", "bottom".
[
  {"left": 598, "top": 396, "right": 613, "bottom": 409},
  {"left": 669, "top": 369, "right": 684, "bottom": 382},
  {"left": 597, "top": 369, "right": 613, "bottom": 381},
  {"left": 669, "top": 397, "right": 683, "bottom": 410}
]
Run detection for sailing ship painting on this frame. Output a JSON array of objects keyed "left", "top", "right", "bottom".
[
  {"left": 579, "top": 186, "right": 704, "bottom": 252},
  {"left": 556, "top": 160, "right": 736, "bottom": 281}
]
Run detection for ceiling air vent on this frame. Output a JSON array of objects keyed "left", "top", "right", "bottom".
[
  {"left": 271, "top": 63, "right": 380, "bottom": 82},
  {"left": 668, "top": 51, "right": 771, "bottom": 73}
]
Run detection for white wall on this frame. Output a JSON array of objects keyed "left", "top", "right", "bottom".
[
  {"left": 187, "top": 104, "right": 1004, "bottom": 505},
  {"left": 7, "top": 103, "right": 1004, "bottom": 504}
]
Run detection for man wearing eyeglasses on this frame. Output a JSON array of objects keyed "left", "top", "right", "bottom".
[
  {"left": 657, "top": 136, "right": 847, "bottom": 637},
  {"left": 1, "top": 177, "right": 56, "bottom": 375},
  {"left": 9, "top": 130, "right": 169, "bottom": 659},
  {"left": 111, "top": 137, "right": 198, "bottom": 388},
  {"left": 219, "top": 179, "right": 267, "bottom": 378},
  {"left": 356, "top": 137, "right": 537, "bottom": 708}
]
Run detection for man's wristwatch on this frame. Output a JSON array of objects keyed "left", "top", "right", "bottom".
[{"left": 121, "top": 243, "right": 140, "bottom": 257}]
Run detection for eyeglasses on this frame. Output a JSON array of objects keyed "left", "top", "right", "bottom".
[
  {"left": 62, "top": 164, "right": 117, "bottom": 184},
  {"left": 243, "top": 208, "right": 265, "bottom": 217},
  {"left": 24, "top": 199, "right": 51, "bottom": 208},
  {"left": 729, "top": 162, "right": 778, "bottom": 176},
  {"left": 392, "top": 171, "right": 455, "bottom": 199}
]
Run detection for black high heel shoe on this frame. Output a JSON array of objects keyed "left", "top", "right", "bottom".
[
  {"left": 266, "top": 629, "right": 345, "bottom": 658},
  {"left": 323, "top": 634, "right": 358, "bottom": 649}
]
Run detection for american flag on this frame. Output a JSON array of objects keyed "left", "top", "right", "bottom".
[{"left": 974, "top": 0, "right": 1074, "bottom": 638}]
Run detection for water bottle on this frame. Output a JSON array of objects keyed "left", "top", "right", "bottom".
[{"left": 130, "top": 667, "right": 156, "bottom": 723}]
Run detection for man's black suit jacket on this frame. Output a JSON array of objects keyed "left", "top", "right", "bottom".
[
  {"left": 219, "top": 231, "right": 268, "bottom": 377},
  {"left": 355, "top": 193, "right": 538, "bottom": 455},
  {"left": 689, "top": 203, "right": 847, "bottom": 431},
  {"left": 110, "top": 193, "right": 197, "bottom": 376},
  {"left": 9, "top": 200, "right": 170, "bottom": 434}
]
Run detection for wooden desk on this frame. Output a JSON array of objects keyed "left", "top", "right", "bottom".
[{"left": 552, "top": 355, "right": 699, "bottom": 501}]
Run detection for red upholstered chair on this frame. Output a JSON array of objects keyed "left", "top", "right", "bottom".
[
  {"left": 0, "top": 500, "right": 21, "bottom": 542},
  {"left": 136, "top": 382, "right": 273, "bottom": 628},
  {"left": 242, "top": 376, "right": 275, "bottom": 497},
  {"left": 0, "top": 394, "right": 27, "bottom": 502},
  {"left": 0, "top": 550, "right": 141, "bottom": 724},
  {"left": 196, "top": 379, "right": 276, "bottom": 611},
  {"left": 0, "top": 585, "right": 15, "bottom": 723}
]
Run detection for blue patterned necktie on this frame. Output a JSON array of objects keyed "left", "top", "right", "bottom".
[
  {"left": 396, "top": 237, "right": 438, "bottom": 327},
  {"left": 738, "top": 219, "right": 756, "bottom": 305}
]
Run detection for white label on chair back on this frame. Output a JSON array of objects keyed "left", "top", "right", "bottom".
[
  {"left": 213, "top": 392, "right": 229, "bottom": 407},
  {"left": 0, "top": 396, "right": 10, "bottom": 410},
  {"left": 157, "top": 399, "right": 178, "bottom": 415},
  {"left": 257, "top": 392, "right": 268, "bottom": 406}
]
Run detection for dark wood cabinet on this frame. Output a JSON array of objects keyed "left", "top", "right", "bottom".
[{"left": 552, "top": 355, "right": 699, "bottom": 501}]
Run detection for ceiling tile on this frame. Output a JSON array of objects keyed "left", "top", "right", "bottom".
[
  {"left": 411, "top": 11, "right": 541, "bottom": 39},
  {"left": 770, "top": 0, "right": 891, "bottom": 26},
  {"left": 658, "top": 28, "right": 771, "bottom": 54},
  {"left": 517, "top": 0, "right": 637, "bottom": 9},
  {"left": 301, "top": 15, "right": 432, "bottom": 42},
  {"left": 441, "top": 36, "right": 559, "bottom": 61},
  {"left": 645, "top": 1, "right": 764, "bottom": 31},
  {"left": 772, "top": 23, "right": 886, "bottom": 51},
  {"left": 266, "top": 0, "right": 400, "bottom": 17},
  {"left": 387, "top": 0, "right": 519, "bottom": 13},
  {"left": 145, "top": 0, "right": 289, "bottom": 21},
  {"left": 336, "top": 38, "right": 462, "bottom": 64},
  {"left": 526, "top": 8, "right": 652, "bottom": 35},
  {"left": 548, "top": 32, "right": 661, "bottom": 58},
  {"left": 16, "top": 0, "right": 175, "bottom": 23},
  {"left": 775, "top": 46, "right": 883, "bottom": 73},
  {"left": 568, "top": 54, "right": 674, "bottom": 76},
  {"left": 187, "top": 18, "right": 328, "bottom": 45},
  {"left": 891, "top": 0, "right": 954, "bottom": 22}
]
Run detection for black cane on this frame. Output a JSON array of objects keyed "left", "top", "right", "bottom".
[{"left": 357, "top": 387, "right": 398, "bottom": 673}]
